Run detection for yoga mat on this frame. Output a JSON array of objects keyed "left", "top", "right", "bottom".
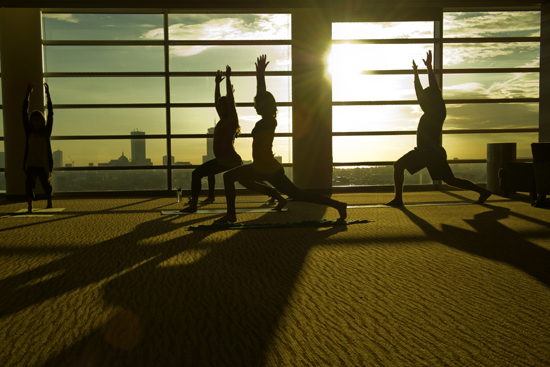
[
  {"left": 189, "top": 219, "right": 372, "bottom": 230},
  {"left": 162, "top": 208, "right": 289, "bottom": 215},
  {"left": 348, "top": 202, "right": 473, "bottom": 209},
  {"left": 1, "top": 208, "right": 66, "bottom": 218}
]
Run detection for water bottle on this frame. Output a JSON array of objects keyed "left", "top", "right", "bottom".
[{"left": 176, "top": 188, "right": 182, "bottom": 203}]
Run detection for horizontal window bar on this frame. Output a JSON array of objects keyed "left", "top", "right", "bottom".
[
  {"left": 44, "top": 71, "right": 292, "bottom": 77},
  {"left": 332, "top": 37, "right": 539, "bottom": 44},
  {"left": 331, "top": 128, "right": 538, "bottom": 137},
  {"left": 52, "top": 163, "right": 294, "bottom": 171},
  {"left": 43, "top": 40, "right": 291, "bottom": 46},
  {"left": 332, "top": 98, "right": 539, "bottom": 106},
  {"left": 356, "top": 68, "right": 539, "bottom": 75},
  {"left": 442, "top": 37, "right": 541, "bottom": 43},
  {"left": 50, "top": 133, "right": 293, "bottom": 140},
  {"left": 333, "top": 158, "right": 534, "bottom": 167},
  {"left": 52, "top": 102, "right": 293, "bottom": 109}
]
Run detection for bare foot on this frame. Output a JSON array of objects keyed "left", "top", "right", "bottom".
[
  {"left": 202, "top": 196, "right": 215, "bottom": 203},
  {"left": 336, "top": 202, "right": 347, "bottom": 221},
  {"left": 180, "top": 205, "right": 197, "bottom": 213},
  {"left": 268, "top": 196, "right": 276, "bottom": 204},
  {"left": 214, "top": 214, "right": 236, "bottom": 223},
  {"left": 386, "top": 199, "right": 404, "bottom": 206},
  {"left": 46, "top": 200, "right": 53, "bottom": 209},
  {"left": 473, "top": 190, "right": 491, "bottom": 204},
  {"left": 27, "top": 208, "right": 33, "bottom": 214},
  {"left": 274, "top": 197, "right": 287, "bottom": 211}
]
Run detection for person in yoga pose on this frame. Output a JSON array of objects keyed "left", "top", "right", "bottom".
[
  {"left": 387, "top": 50, "right": 491, "bottom": 206},
  {"left": 181, "top": 65, "right": 277, "bottom": 212},
  {"left": 215, "top": 55, "right": 347, "bottom": 223},
  {"left": 23, "top": 82, "right": 54, "bottom": 213}
]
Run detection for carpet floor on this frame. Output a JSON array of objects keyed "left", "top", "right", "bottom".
[{"left": 0, "top": 191, "right": 549, "bottom": 367}]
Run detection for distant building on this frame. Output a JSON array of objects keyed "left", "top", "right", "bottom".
[
  {"left": 131, "top": 130, "right": 153, "bottom": 166},
  {"left": 163, "top": 155, "right": 175, "bottom": 166},
  {"left": 52, "top": 149, "right": 63, "bottom": 168},
  {"left": 99, "top": 152, "right": 132, "bottom": 167},
  {"left": 0, "top": 152, "right": 4, "bottom": 169}
]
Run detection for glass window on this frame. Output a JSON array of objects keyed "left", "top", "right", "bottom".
[
  {"left": 333, "top": 105, "right": 422, "bottom": 132},
  {"left": 52, "top": 170, "right": 167, "bottom": 192},
  {"left": 169, "top": 45, "right": 291, "bottom": 72},
  {"left": 333, "top": 21, "right": 434, "bottom": 40},
  {"left": 44, "top": 46, "right": 165, "bottom": 73},
  {"left": 45, "top": 77, "right": 166, "bottom": 104},
  {"left": 443, "top": 11, "right": 540, "bottom": 38},
  {"left": 333, "top": 135, "right": 417, "bottom": 163},
  {"left": 0, "top": 113, "right": 3, "bottom": 136},
  {"left": 50, "top": 139, "right": 166, "bottom": 167},
  {"left": 443, "top": 133, "right": 538, "bottom": 160},
  {"left": 442, "top": 73, "right": 539, "bottom": 100},
  {"left": 329, "top": 44, "right": 433, "bottom": 74},
  {"left": 445, "top": 103, "right": 538, "bottom": 130},
  {"left": 170, "top": 107, "right": 291, "bottom": 134},
  {"left": 333, "top": 74, "right": 416, "bottom": 102},
  {"left": 50, "top": 109, "right": 167, "bottom": 136},
  {"left": 167, "top": 14, "right": 291, "bottom": 40},
  {"left": 443, "top": 43, "right": 540, "bottom": 69},
  {"left": 170, "top": 76, "right": 291, "bottom": 103},
  {"left": 42, "top": 13, "right": 164, "bottom": 41}
]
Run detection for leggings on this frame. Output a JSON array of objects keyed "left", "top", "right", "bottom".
[
  {"left": 191, "top": 159, "right": 276, "bottom": 199},
  {"left": 25, "top": 166, "right": 52, "bottom": 200},
  {"left": 223, "top": 165, "right": 341, "bottom": 214}
]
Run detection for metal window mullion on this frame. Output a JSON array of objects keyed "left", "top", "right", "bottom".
[
  {"left": 42, "top": 40, "right": 165, "bottom": 46},
  {"left": 168, "top": 40, "right": 291, "bottom": 46},
  {"left": 164, "top": 9, "right": 173, "bottom": 191}
]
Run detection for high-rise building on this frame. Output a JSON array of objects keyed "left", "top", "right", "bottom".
[
  {"left": 203, "top": 127, "right": 215, "bottom": 163},
  {"left": 163, "top": 155, "right": 175, "bottom": 166},
  {"left": 0, "top": 152, "right": 5, "bottom": 169},
  {"left": 131, "top": 130, "right": 146, "bottom": 165},
  {"left": 52, "top": 149, "right": 63, "bottom": 168}
]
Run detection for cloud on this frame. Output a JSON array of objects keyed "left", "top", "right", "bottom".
[
  {"left": 171, "top": 46, "right": 210, "bottom": 57},
  {"left": 42, "top": 14, "right": 79, "bottom": 23},
  {"left": 444, "top": 43, "right": 539, "bottom": 68},
  {"left": 141, "top": 14, "right": 291, "bottom": 44},
  {"left": 444, "top": 11, "right": 540, "bottom": 37}
]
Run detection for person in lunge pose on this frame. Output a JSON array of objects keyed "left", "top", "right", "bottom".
[
  {"left": 23, "top": 82, "right": 54, "bottom": 213},
  {"left": 387, "top": 50, "right": 491, "bottom": 206},
  {"left": 181, "top": 65, "right": 277, "bottom": 212},
  {"left": 215, "top": 55, "right": 347, "bottom": 223}
]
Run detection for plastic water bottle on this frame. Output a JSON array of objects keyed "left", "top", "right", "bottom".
[{"left": 176, "top": 188, "right": 182, "bottom": 203}]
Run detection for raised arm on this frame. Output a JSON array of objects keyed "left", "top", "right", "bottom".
[
  {"left": 423, "top": 50, "right": 439, "bottom": 90},
  {"left": 225, "top": 65, "right": 238, "bottom": 120},
  {"left": 214, "top": 70, "right": 224, "bottom": 118},
  {"left": 413, "top": 59, "right": 423, "bottom": 98},
  {"left": 255, "top": 54, "right": 269, "bottom": 95},
  {"left": 22, "top": 82, "right": 34, "bottom": 134},
  {"left": 44, "top": 83, "right": 54, "bottom": 135}
]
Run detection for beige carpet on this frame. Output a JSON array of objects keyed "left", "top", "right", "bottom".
[{"left": 0, "top": 191, "right": 549, "bottom": 367}]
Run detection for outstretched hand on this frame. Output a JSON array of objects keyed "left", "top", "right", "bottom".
[
  {"left": 423, "top": 50, "right": 432, "bottom": 68},
  {"left": 44, "top": 82, "right": 50, "bottom": 95},
  {"left": 412, "top": 60, "right": 418, "bottom": 73},
  {"left": 26, "top": 82, "right": 35, "bottom": 95},
  {"left": 215, "top": 70, "right": 225, "bottom": 84},
  {"left": 255, "top": 54, "right": 269, "bottom": 73},
  {"left": 226, "top": 64, "right": 232, "bottom": 76}
]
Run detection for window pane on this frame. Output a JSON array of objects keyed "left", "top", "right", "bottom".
[
  {"left": 443, "top": 12, "right": 540, "bottom": 38},
  {"left": 333, "top": 165, "right": 430, "bottom": 186},
  {"left": 445, "top": 103, "right": 538, "bottom": 130},
  {"left": 333, "top": 75, "right": 415, "bottom": 102},
  {"left": 45, "top": 77, "right": 166, "bottom": 104},
  {"left": 333, "top": 106, "right": 422, "bottom": 133},
  {"left": 443, "top": 43, "right": 540, "bottom": 69},
  {"left": 51, "top": 109, "right": 166, "bottom": 136},
  {"left": 333, "top": 22, "right": 434, "bottom": 40},
  {"left": 0, "top": 142, "right": 4, "bottom": 192},
  {"left": 44, "top": 46, "right": 165, "bottom": 73},
  {"left": 169, "top": 45, "right": 291, "bottom": 72},
  {"left": 0, "top": 113, "right": 3, "bottom": 136},
  {"left": 329, "top": 44, "right": 432, "bottom": 73},
  {"left": 333, "top": 135, "right": 417, "bottom": 163},
  {"left": 170, "top": 107, "right": 292, "bottom": 134},
  {"left": 52, "top": 170, "right": 167, "bottom": 192},
  {"left": 442, "top": 73, "right": 539, "bottom": 99},
  {"left": 42, "top": 13, "right": 164, "bottom": 41},
  {"left": 167, "top": 14, "right": 291, "bottom": 40},
  {"left": 443, "top": 133, "right": 537, "bottom": 160},
  {"left": 51, "top": 139, "right": 166, "bottom": 167},
  {"left": 170, "top": 76, "right": 291, "bottom": 103}
]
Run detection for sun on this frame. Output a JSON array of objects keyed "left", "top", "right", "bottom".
[{"left": 326, "top": 43, "right": 365, "bottom": 78}]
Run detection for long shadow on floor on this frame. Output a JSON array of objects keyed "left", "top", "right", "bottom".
[
  {"left": 399, "top": 204, "right": 550, "bottom": 288},
  {"left": 33, "top": 201, "right": 348, "bottom": 367}
]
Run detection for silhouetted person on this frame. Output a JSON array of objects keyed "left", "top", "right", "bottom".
[
  {"left": 215, "top": 55, "right": 347, "bottom": 223},
  {"left": 387, "top": 51, "right": 491, "bottom": 206},
  {"left": 23, "top": 82, "right": 54, "bottom": 213},
  {"left": 181, "top": 65, "right": 277, "bottom": 213}
]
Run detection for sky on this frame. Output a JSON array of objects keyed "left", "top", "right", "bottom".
[{"left": 29, "top": 11, "right": 543, "bottom": 166}]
